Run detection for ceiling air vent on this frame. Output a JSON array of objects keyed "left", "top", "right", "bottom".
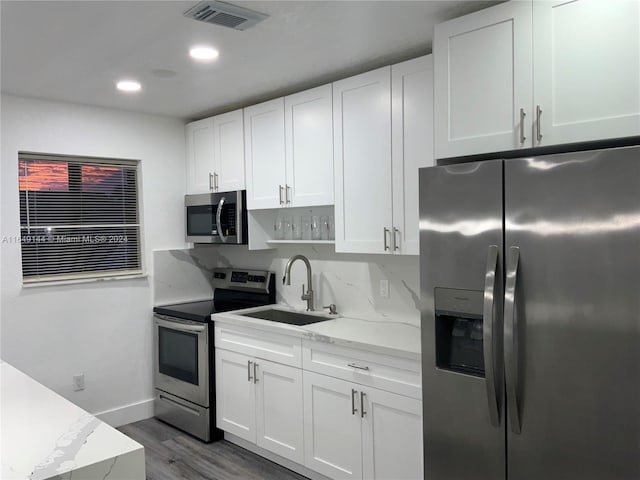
[{"left": 183, "top": 1, "right": 268, "bottom": 31}]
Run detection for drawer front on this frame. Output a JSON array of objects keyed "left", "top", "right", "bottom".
[
  {"left": 155, "top": 389, "right": 211, "bottom": 442},
  {"left": 215, "top": 324, "right": 302, "bottom": 367},
  {"left": 302, "top": 340, "right": 421, "bottom": 399}
]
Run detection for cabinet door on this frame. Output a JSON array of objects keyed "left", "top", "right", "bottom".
[
  {"left": 303, "top": 371, "right": 363, "bottom": 479},
  {"left": 255, "top": 359, "right": 304, "bottom": 464},
  {"left": 533, "top": 0, "right": 640, "bottom": 146},
  {"left": 244, "top": 98, "right": 286, "bottom": 210},
  {"left": 433, "top": 1, "right": 533, "bottom": 159},
  {"left": 391, "top": 55, "right": 434, "bottom": 255},
  {"left": 285, "top": 84, "right": 334, "bottom": 207},
  {"left": 333, "top": 67, "right": 393, "bottom": 254},
  {"left": 361, "top": 388, "right": 423, "bottom": 480},
  {"left": 185, "top": 117, "right": 215, "bottom": 194},
  {"left": 213, "top": 109, "right": 245, "bottom": 191},
  {"left": 215, "top": 349, "right": 256, "bottom": 443}
]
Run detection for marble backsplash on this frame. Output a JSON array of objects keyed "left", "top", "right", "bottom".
[{"left": 153, "top": 244, "right": 424, "bottom": 327}]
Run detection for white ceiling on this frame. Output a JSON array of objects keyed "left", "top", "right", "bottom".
[{"left": 1, "top": 0, "right": 498, "bottom": 120}]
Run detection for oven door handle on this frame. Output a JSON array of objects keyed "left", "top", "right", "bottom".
[
  {"left": 216, "top": 196, "right": 228, "bottom": 243},
  {"left": 154, "top": 315, "right": 206, "bottom": 333}
]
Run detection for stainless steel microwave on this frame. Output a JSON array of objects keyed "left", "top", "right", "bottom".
[{"left": 185, "top": 191, "right": 248, "bottom": 244}]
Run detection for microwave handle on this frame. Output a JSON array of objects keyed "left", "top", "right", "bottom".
[{"left": 216, "top": 196, "right": 228, "bottom": 243}]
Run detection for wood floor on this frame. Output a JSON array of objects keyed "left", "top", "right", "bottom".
[{"left": 119, "top": 418, "right": 308, "bottom": 480}]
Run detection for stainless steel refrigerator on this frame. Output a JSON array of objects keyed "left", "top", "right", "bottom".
[{"left": 419, "top": 145, "right": 640, "bottom": 480}]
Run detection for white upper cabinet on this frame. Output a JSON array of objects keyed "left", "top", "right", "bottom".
[
  {"left": 434, "top": 1, "right": 533, "bottom": 159},
  {"left": 185, "top": 117, "right": 216, "bottom": 194},
  {"left": 333, "top": 67, "right": 393, "bottom": 254},
  {"left": 213, "top": 109, "right": 245, "bottom": 191},
  {"left": 532, "top": 0, "right": 640, "bottom": 146},
  {"left": 391, "top": 55, "right": 434, "bottom": 255},
  {"left": 245, "top": 86, "right": 334, "bottom": 211},
  {"left": 285, "top": 84, "right": 334, "bottom": 207},
  {"left": 334, "top": 57, "right": 433, "bottom": 255},
  {"left": 244, "top": 98, "right": 287, "bottom": 209},
  {"left": 434, "top": 0, "right": 640, "bottom": 158},
  {"left": 186, "top": 110, "right": 246, "bottom": 194}
]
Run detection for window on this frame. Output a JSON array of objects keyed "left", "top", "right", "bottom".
[{"left": 18, "top": 152, "right": 143, "bottom": 283}]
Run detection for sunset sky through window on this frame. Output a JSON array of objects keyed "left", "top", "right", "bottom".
[{"left": 19, "top": 160, "right": 123, "bottom": 192}]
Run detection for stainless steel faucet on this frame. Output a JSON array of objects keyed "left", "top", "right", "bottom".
[{"left": 283, "top": 254, "right": 314, "bottom": 311}]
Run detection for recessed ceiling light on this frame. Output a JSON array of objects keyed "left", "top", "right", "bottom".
[
  {"left": 116, "top": 80, "right": 141, "bottom": 92},
  {"left": 189, "top": 46, "right": 219, "bottom": 61}
]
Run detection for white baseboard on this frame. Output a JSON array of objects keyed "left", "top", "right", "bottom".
[
  {"left": 95, "top": 398, "right": 154, "bottom": 428},
  {"left": 224, "top": 432, "right": 331, "bottom": 480}
]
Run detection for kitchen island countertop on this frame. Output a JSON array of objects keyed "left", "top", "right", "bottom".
[{"left": 1, "top": 361, "right": 145, "bottom": 480}]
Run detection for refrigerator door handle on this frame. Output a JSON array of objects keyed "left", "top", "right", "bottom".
[
  {"left": 483, "top": 245, "right": 501, "bottom": 427},
  {"left": 504, "top": 246, "right": 522, "bottom": 434}
]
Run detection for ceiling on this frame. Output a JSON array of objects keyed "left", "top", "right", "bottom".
[{"left": 1, "top": 1, "right": 498, "bottom": 121}]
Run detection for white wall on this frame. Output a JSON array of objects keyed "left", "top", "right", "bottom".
[
  {"left": 0, "top": 95, "right": 187, "bottom": 426},
  {"left": 155, "top": 244, "right": 422, "bottom": 327}
]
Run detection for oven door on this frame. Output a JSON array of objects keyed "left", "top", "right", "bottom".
[{"left": 154, "top": 314, "right": 209, "bottom": 408}]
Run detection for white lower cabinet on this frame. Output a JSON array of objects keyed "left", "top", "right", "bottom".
[
  {"left": 303, "top": 371, "right": 423, "bottom": 480},
  {"left": 255, "top": 358, "right": 305, "bottom": 464},
  {"left": 303, "top": 372, "right": 364, "bottom": 479},
  {"left": 215, "top": 348, "right": 305, "bottom": 464},
  {"left": 215, "top": 324, "right": 422, "bottom": 480},
  {"left": 361, "top": 387, "right": 423, "bottom": 480},
  {"left": 216, "top": 349, "right": 256, "bottom": 442}
]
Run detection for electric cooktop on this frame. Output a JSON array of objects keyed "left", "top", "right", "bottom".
[{"left": 153, "top": 268, "right": 276, "bottom": 323}]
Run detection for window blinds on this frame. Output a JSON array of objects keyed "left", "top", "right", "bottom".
[{"left": 18, "top": 153, "right": 142, "bottom": 283}]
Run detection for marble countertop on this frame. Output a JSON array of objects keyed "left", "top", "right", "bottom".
[
  {"left": 1, "top": 361, "right": 145, "bottom": 480},
  {"left": 212, "top": 305, "right": 421, "bottom": 360}
]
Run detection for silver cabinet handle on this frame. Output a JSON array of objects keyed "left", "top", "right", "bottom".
[
  {"left": 285, "top": 184, "right": 291, "bottom": 204},
  {"left": 519, "top": 108, "right": 526, "bottom": 144},
  {"left": 347, "top": 363, "right": 370, "bottom": 371},
  {"left": 351, "top": 389, "right": 358, "bottom": 415},
  {"left": 383, "top": 228, "right": 390, "bottom": 251},
  {"left": 279, "top": 185, "right": 284, "bottom": 205},
  {"left": 360, "top": 391, "right": 366, "bottom": 418},
  {"left": 253, "top": 362, "right": 259, "bottom": 383},
  {"left": 483, "top": 245, "right": 501, "bottom": 428},
  {"left": 393, "top": 228, "right": 400, "bottom": 251},
  {"left": 216, "top": 196, "right": 228, "bottom": 243},
  {"left": 209, "top": 172, "right": 214, "bottom": 191},
  {"left": 213, "top": 172, "right": 219, "bottom": 191},
  {"left": 504, "top": 246, "right": 521, "bottom": 434},
  {"left": 248, "top": 360, "right": 253, "bottom": 382},
  {"left": 536, "top": 105, "right": 543, "bottom": 142}
]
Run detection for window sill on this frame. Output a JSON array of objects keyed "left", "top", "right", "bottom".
[{"left": 21, "top": 273, "right": 148, "bottom": 289}]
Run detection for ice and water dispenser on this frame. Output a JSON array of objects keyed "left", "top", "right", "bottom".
[{"left": 434, "top": 288, "right": 485, "bottom": 377}]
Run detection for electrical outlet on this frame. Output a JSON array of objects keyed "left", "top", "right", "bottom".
[
  {"left": 379, "top": 279, "right": 390, "bottom": 298},
  {"left": 73, "top": 374, "right": 85, "bottom": 391}
]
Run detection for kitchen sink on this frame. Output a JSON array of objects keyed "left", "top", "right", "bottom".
[{"left": 239, "top": 308, "right": 333, "bottom": 326}]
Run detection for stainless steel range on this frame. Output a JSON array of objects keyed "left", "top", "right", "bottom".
[{"left": 153, "top": 268, "right": 275, "bottom": 441}]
